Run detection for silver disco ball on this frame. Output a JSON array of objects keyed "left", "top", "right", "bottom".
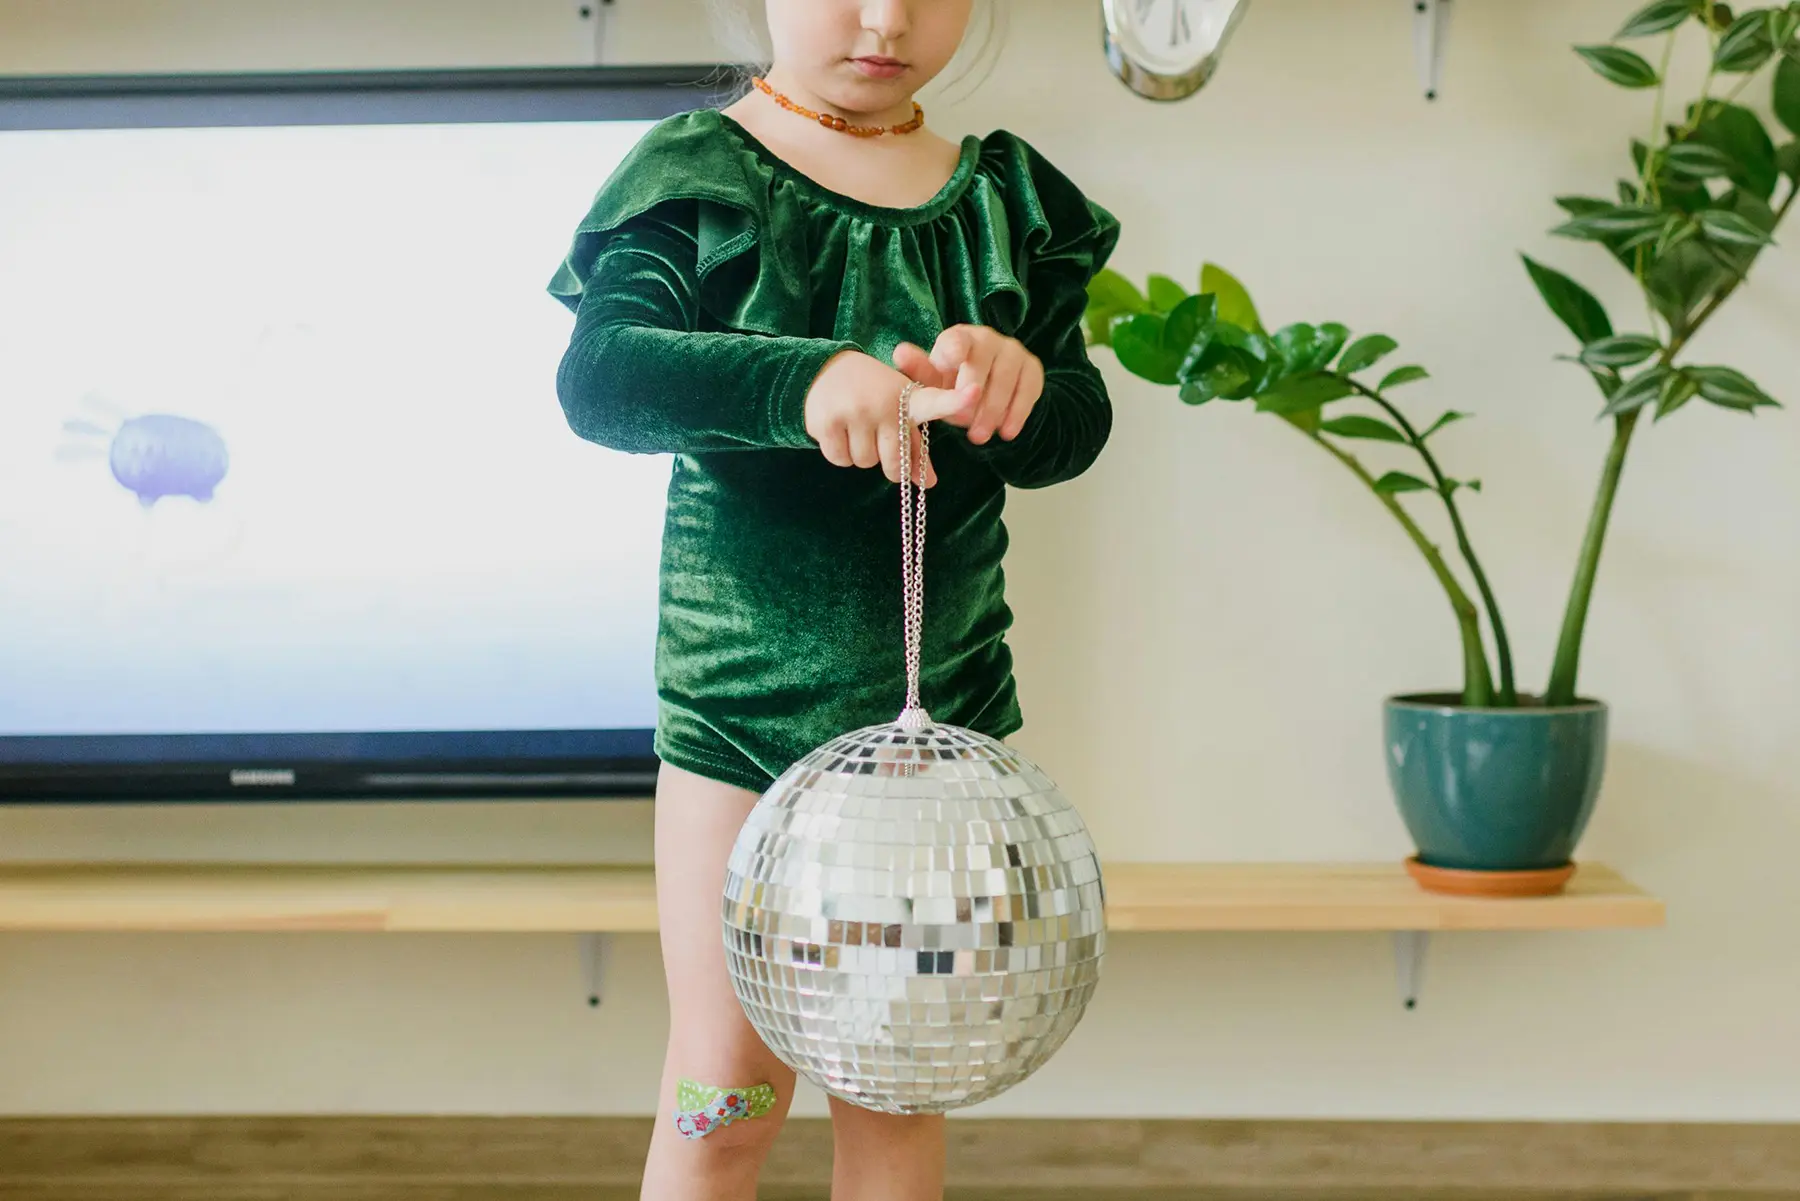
[{"left": 721, "top": 713, "right": 1106, "bottom": 1114}]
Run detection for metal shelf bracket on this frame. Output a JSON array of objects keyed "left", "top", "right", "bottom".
[
  {"left": 1413, "top": 0, "right": 1453, "bottom": 101},
  {"left": 1393, "top": 930, "right": 1429, "bottom": 1008},
  {"left": 578, "top": 932, "right": 608, "bottom": 1008}
]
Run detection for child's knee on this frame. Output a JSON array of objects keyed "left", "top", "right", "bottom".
[{"left": 671, "top": 1077, "right": 783, "bottom": 1147}]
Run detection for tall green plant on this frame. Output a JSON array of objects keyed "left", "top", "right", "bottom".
[
  {"left": 1086, "top": 0, "right": 1797, "bottom": 710},
  {"left": 1525, "top": 0, "right": 1797, "bottom": 704}
]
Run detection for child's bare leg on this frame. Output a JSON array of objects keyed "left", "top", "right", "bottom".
[
  {"left": 828, "top": 1096, "right": 947, "bottom": 1201},
  {"left": 638, "top": 762, "right": 796, "bottom": 1201}
]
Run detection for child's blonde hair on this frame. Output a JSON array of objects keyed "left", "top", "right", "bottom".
[{"left": 707, "top": 0, "right": 1006, "bottom": 101}]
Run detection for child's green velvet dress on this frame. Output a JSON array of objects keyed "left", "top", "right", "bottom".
[{"left": 548, "top": 109, "right": 1120, "bottom": 793}]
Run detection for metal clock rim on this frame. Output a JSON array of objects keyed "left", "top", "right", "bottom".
[{"left": 1099, "top": 0, "right": 1243, "bottom": 102}]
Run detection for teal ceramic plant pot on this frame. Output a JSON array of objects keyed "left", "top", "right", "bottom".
[{"left": 1383, "top": 693, "right": 1608, "bottom": 884}]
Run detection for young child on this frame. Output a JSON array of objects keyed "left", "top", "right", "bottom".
[{"left": 547, "top": 2, "right": 1119, "bottom": 1198}]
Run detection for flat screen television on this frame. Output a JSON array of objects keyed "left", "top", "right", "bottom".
[{"left": 0, "top": 66, "right": 727, "bottom": 802}]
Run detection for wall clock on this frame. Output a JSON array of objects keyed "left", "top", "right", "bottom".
[{"left": 1101, "top": 0, "right": 1251, "bottom": 102}]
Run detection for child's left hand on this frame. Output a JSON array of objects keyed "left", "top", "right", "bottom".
[{"left": 893, "top": 325, "right": 1044, "bottom": 446}]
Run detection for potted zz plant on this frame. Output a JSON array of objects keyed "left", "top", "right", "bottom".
[{"left": 1087, "top": 0, "right": 1798, "bottom": 896}]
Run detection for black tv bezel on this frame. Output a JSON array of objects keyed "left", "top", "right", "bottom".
[{"left": 0, "top": 65, "right": 731, "bottom": 804}]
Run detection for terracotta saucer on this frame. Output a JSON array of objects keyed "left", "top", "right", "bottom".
[{"left": 1405, "top": 856, "right": 1577, "bottom": 898}]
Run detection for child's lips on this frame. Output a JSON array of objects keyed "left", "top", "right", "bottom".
[{"left": 851, "top": 57, "right": 908, "bottom": 79}]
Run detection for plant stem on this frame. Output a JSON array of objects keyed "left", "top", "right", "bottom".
[
  {"left": 1346, "top": 380, "right": 1517, "bottom": 705},
  {"left": 1309, "top": 432, "right": 1495, "bottom": 706},
  {"left": 1640, "top": 35, "right": 1679, "bottom": 338},
  {"left": 1543, "top": 409, "right": 1639, "bottom": 707},
  {"left": 1543, "top": 173, "right": 1798, "bottom": 706}
]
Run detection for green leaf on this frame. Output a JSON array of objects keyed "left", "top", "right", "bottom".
[
  {"left": 1555, "top": 194, "right": 1624, "bottom": 219},
  {"left": 1273, "top": 323, "right": 1328, "bottom": 375},
  {"left": 1689, "top": 364, "right": 1781, "bottom": 410},
  {"left": 1379, "top": 365, "right": 1431, "bottom": 389},
  {"left": 1617, "top": 213, "right": 1686, "bottom": 252},
  {"left": 1638, "top": 138, "right": 1716, "bottom": 212},
  {"left": 1205, "top": 321, "right": 1276, "bottom": 396},
  {"left": 1147, "top": 274, "right": 1189, "bottom": 313},
  {"left": 1575, "top": 44, "right": 1662, "bottom": 87},
  {"left": 1617, "top": 0, "right": 1702, "bottom": 36},
  {"left": 1255, "top": 372, "right": 1356, "bottom": 416},
  {"left": 1718, "top": 187, "right": 1778, "bottom": 257},
  {"left": 1110, "top": 314, "right": 1179, "bottom": 384},
  {"left": 1084, "top": 268, "right": 1150, "bottom": 347},
  {"left": 1772, "top": 7, "right": 1800, "bottom": 45},
  {"left": 1373, "top": 471, "right": 1433, "bottom": 495},
  {"left": 1579, "top": 333, "right": 1663, "bottom": 367},
  {"left": 1706, "top": 393, "right": 1781, "bottom": 413},
  {"left": 1655, "top": 216, "right": 1701, "bottom": 256},
  {"left": 1200, "top": 263, "right": 1264, "bottom": 334},
  {"left": 1183, "top": 316, "right": 1273, "bottom": 403},
  {"left": 1167, "top": 290, "right": 1216, "bottom": 345},
  {"left": 1551, "top": 197, "right": 1639, "bottom": 269},
  {"left": 1655, "top": 370, "right": 1701, "bottom": 419},
  {"left": 1689, "top": 100, "right": 1780, "bottom": 199},
  {"left": 1338, "top": 334, "right": 1399, "bottom": 374},
  {"left": 1421, "top": 411, "right": 1470, "bottom": 439},
  {"left": 1601, "top": 365, "right": 1673, "bottom": 416},
  {"left": 1781, "top": 141, "right": 1800, "bottom": 181},
  {"left": 1551, "top": 204, "right": 1668, "bottom": 241},
  {"left": 1189, "top": 353, "right": 1256, "bottom": 402},
  {"left": 1697, "top": 208, "right": 1778, "bottom": 246},
  {"left": 1643, "top": 190, "right": 1773, "bottom": 325},
  {"left": 1661, "top": 141, "right": 1740, "bottom": 179},
  {"left": 1714, "top": 11, "right": 1776, "bottom": 70},
  {"left": 1088, "top": 268, "right": 1149, "bottom": 314},
  {"left": 1316, "top": 323, "right": 1352, "bottom": 365},
  {"left": 1179, "top": 380, "right": 1217, "bottom": 406},
  {"left": 1444, "top": 478, "right": 1483, "bottom": 495},
  {"left": 1521, "top": 255, "right": 1614, "bottom": 344},
  {"left": 1775, "top": 54, "right": 1800, "bottom": 138},
  {"left": 1644, "top": 240, "right": 1724, "bottom": 326},
  {"left": 1319, "top": 415, "right": 1408, "bottom": 443}
]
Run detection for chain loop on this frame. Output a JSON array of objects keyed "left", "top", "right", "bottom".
[{"left": 897, "top": 380, "right": 930, "bottom": 726}]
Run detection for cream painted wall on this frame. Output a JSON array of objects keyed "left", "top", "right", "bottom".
[{"left": 1, "top": 0, "right": 1797, "bottom": 1121}]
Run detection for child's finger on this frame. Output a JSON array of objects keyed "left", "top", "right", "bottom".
[
  {"left": 969, "top": 352, "right": 1024, "bottom": 445},
  {"left": 848, "top": 422, "right": 881, "bottom": 470},
  {"left": 893, "top": 342, "right": 952, "bottom": 389},
  {"left": 999, "top": 357, "right": 1045, "bottom": 441},
  {"left": 905, "top": 384, "right": 975, "bottom": 425},
  {"left": 816, "top": 424, "right": 852, "bottom": 467},
  {"left": 929, "top": 326, "right": 979, "bottom": 377},
  {"left": 945, "top": 338, "right": 995, "bottom": 415},
  {"left": 878, "top": 419, "right": 903, "bottom": 484}
]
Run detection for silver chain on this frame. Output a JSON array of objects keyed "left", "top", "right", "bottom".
[{"left": 897, "top": 380, "right": 930, "bottom": 726}]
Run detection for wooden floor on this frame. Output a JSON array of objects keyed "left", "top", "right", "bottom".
[
  {"left": 4, "top": 1188, "right": 1798, "bottom": 1200},
  {"left": 5, "top": 1116, "right": 1799, "bottom": 1200}
]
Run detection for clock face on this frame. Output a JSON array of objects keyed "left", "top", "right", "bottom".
[{"left": 1101, "top": 0, "right": 1250, "bottom": 100}]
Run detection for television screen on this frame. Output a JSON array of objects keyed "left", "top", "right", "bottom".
[{"left": 0, "top": 68, "right": 721, "bottom": 801}]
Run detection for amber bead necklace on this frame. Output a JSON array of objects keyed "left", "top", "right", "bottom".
[{"left": 751, "top": 76, "right": 924, "bottom": 138}]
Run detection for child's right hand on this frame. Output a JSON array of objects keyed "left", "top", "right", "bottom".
[{"left": 805, "top": 351, "right": 977, "bottom": 487}]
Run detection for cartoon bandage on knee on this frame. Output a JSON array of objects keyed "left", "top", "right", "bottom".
[{"left": 674, "top": 1078, "right": 777, "bottom": 1140}]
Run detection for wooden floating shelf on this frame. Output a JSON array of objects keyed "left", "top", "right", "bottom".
[{"left": 0, "top": 861, "right": 1663, "bottom": 934}]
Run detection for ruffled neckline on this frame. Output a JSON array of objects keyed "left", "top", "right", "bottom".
[{"left": 710, "top": 109, "right": 983, "bottom": 228}]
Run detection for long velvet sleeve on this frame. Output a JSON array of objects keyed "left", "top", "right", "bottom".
[
  {"left": 960, "top": 185, "right": 1121, "bottom": 491},
  {"left": 554, "top": 210, "right": 858, "bottom": 455},
  {"left": 960, "top": 261, "right": 1114, "bottom": 489}
]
